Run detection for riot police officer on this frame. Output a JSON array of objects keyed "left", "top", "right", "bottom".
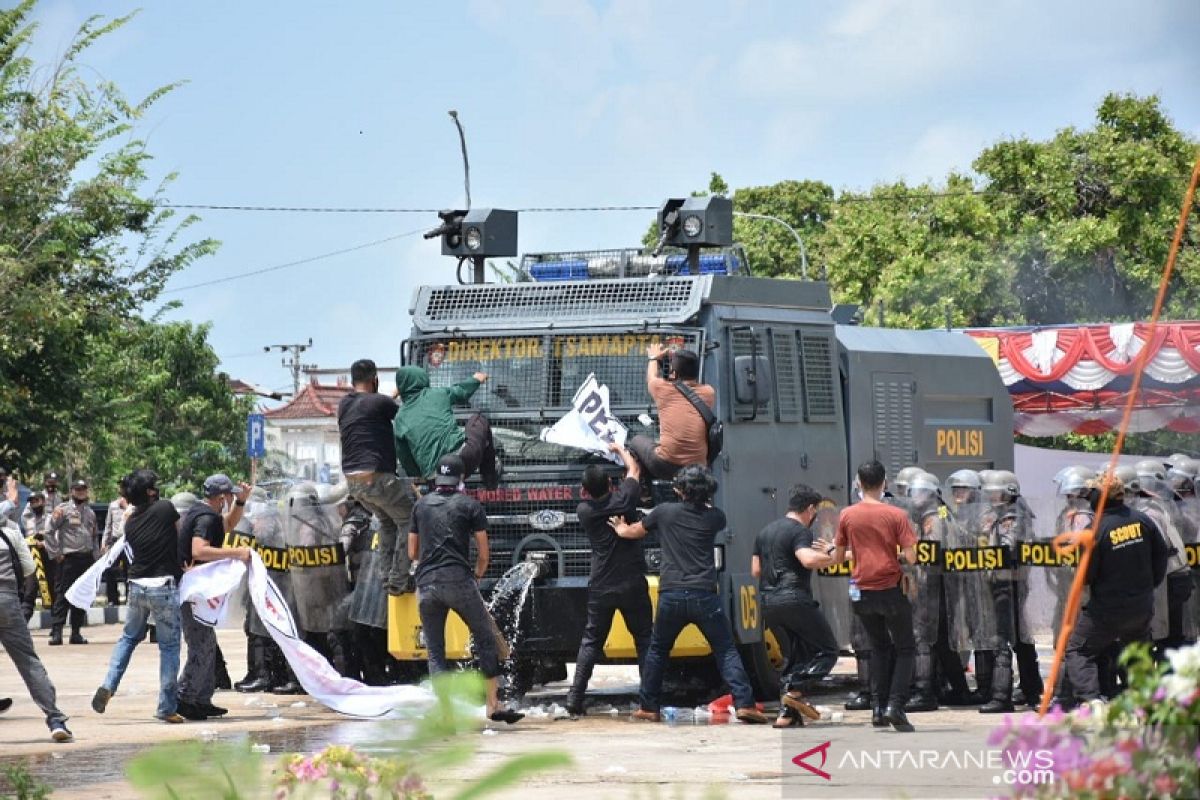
[
  {"left": 904, "top": 472, "right": 952, "bottom": 711},
  {"left": 285, "top": 482, "right": 354, "bottom": 676},
  {"left": 976, "top": 470, "right": 1043, "bottom": 712},
  {"left": 1064, "top": 473, "right": 1168, "bottom": 713},
  {"left": 1132, "top": 461, "right": 1193, "bottom": 655},
  {"left": 1046, "top": 465, "right": 1095, "bottom": 708}
]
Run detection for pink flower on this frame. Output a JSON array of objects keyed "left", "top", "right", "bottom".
[
  {"left": 1153, "top": 687, "right": 1167, "bottom": 701},
  {"left": 1154, "top": 775, "right": 1177, "bottom": 795}
]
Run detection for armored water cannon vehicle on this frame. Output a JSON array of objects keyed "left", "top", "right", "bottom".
[{"left": 389, "top": 198, "right": 1014, "bottom": 698}]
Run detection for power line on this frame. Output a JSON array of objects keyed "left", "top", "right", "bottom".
[{"left": 159, "top": 227, "right": 428, "bottom": 294}]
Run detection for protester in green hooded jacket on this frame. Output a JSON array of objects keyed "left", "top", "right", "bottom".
[{"left": 393, "top": 366, "right": 500, "bottom": 489}]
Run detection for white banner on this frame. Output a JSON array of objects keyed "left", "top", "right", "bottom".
[
  {"left": 179, "top": 554, "right": 433, "bottom": 718},
  {"left": 66, "top": 537, "right": 129, "bottom": 610},
  {"left": 539, "top": 373, "right": 628, "bottom": 464}
]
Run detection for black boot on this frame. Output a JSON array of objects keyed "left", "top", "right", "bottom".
[
  {"left": 979, "top": 699, "right": 1015, "bottom": 714},
  {"left": 267, "top": 641, "right": 303, "bottom": 695},
  {"left": 871, "top": 706, "right": 888, "bottom": 727},
  {"left": 48, "top": 626, "right": 63, "bottom": 646},
  {"left": 845, "top": 652, "right": 872, "bottom": 710},
  {"left": 69, "top": 628, "right": 88, "bottom": 645},
  {"left": 884, "top": 705, "right": 915, "bottom": 732},
  {"left": 213, "top": 643, "right": 232, "bottom": 691},
  {"left": 236, "top": 636, "right": 267, "bottom": 691},
  {"left": 906, "top": 652, "right": 938, "bottom": 712}
]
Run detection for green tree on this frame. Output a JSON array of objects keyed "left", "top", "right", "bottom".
[
  {"left": 0, "top": 2, "right": 234, "bottom": 492},
  {"left": 974, "top": 92, "right": 1198, "bottom": 324},
  {"left": 819, "top": 174, "right": 1019, "bottom": 328}
]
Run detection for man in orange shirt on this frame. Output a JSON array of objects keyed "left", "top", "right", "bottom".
[
  {"left": 627, "top": 344, "right": 715, "bottom": 480},
  {"left": 831, "top": 460, "right": 918, "bottom": 732}
]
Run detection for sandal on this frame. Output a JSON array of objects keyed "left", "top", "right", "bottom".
[
  {"left": 773, "top": 707, "right": 804, "bottom": 728},
  {"left": 783, "top": 691, "right": 822, "bottom": 721}
]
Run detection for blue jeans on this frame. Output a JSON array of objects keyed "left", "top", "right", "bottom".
[
  {"left": 101, "top": 582, "right": 182, "bottom": 718},
  {"left": 639, "top": 588, "right": 755, "bottom": 712}
]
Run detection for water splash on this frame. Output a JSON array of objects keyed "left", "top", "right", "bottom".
[{"left": 484, "top": 561, "right": 540, "bottom": 698}]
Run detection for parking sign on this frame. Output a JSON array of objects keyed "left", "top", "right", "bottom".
[{"left": 246, "top": 413, "right": 266, "bottom": 458}]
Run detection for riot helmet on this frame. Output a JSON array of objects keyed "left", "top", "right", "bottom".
[
  {"left": 287, "top": 481, "right": 320, "bottom": 509},
  {"left": 1054, "top": 465, "right": 1096, "bottom": 498},
  {"left": 893, "top": 466, "right": 923, "bottom": 495},
  {"left": 1134, "top": 460, "right": 1166, "bottom": 481},
  {"left": 1164, "top": 453, "right": 1191, "bottom": 471},
  {"left": 1111, "top": 465, "right": 1140, "bottom": 495},
  {"left": 170, "top": 491, "right": 199, "bottom": 515},
  {"left": 982, "top": 469, "right": 1020, "bottom": 504},
  {"left": 946, "top": 469, "right": 981, "bottom": 507},
  {"left": 1166, "top": 457, "right": 1197, "bottom": 496},
  {"left": 907, "top": 471, "right": 942, "bottom": 510}
]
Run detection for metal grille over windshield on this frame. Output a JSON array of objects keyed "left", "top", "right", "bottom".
[
  {"left": 410, "top": 332, "right": 703, "bottom": 465},
  {"left": 412, "top": 277, "right": 707, "bottom": 331}
]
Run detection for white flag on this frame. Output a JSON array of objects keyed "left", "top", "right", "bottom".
[
  {"left": 540, "top": 373, "right": 628, "bottom": 463},
  {"left": 179, "top": 554, "right": 433, "bottom": 718},
  {"left": 66, "top": 537, "right": 129, "bottom": 610}
]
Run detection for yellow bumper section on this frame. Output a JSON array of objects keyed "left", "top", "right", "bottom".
[{"left": 388, "top": 576, "right": 714, "bottom": 661}]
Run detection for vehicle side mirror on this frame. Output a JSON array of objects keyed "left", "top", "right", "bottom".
[{"left": 734, "top": 354, "right": 772, "bottom": 406}]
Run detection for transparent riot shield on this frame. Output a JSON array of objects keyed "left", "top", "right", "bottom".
[
  {"left": 1131, "top": 481, "right": 1189, "bottom": 642},
  {"left": 347, "top": 508, "right": 387, "bottom": 631},
  {"left": 1046, "top": 496, "right": 1091, "bottom": 643},
  {"left": 245, "top": 497, "right": 296, "bottom": 638},
  {"left": 940, "top": 502, "right": 1000, "bottom": 652},
  {"left": 285, "top": 482, "right": 352, "bottom": 635},
  {"left": 1177, "top": 494, "right": 1200, "bottom": 643},
  {"left": 1002, "top": 500, "right": 1044, "bottom": 646},
  {"left": 809, "top": 504, "right": 853, "bottom": 650},
  {"left": 906, "top": 499, "right": 943, "bottom": 650}
]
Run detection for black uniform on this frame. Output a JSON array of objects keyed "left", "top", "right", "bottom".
[
  {"left": 754, "top": 517, "right": 838, "bottom": 695},
  {"left": 565, "top": 477, "right": 653, "bottom": 713},
  {"left": 1065, "top": 502, "right": 1168, "bottom": 701}
]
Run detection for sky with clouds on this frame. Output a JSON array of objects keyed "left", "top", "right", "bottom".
[{"left": 24, "top": 0, "right": 1200, "bottom": 399}]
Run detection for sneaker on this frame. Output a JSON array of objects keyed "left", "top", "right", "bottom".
[
  {"left": 631, "top": 708, "right": 661, "bottom": 722},
  {"left": 782, "top": 692, "right": 822, "bottom": 721},
  {"left": 735, "top": 707, "right": 770, "bottom": 725},
  {"left": 157, "top": 712, "right": 186, "bottom": 724},
  {"left": 91, "top": 687, "right": 112, "bottom": 714},
  {"left": 50, "top": 723, "right": 73, "bottom": 743}
]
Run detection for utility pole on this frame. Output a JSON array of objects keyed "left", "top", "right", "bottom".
[{"left": 264, "top": 338, "right": 316, "bottom": 398}]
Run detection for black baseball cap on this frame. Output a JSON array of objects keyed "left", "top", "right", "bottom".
[
  {"left": 202, "top": 474, "right": 236, "bottom": 497},
  {"left": 44, "top": 472, "right": 60, "bottom": 484},
  {"left": 71, "top": 478, "right": 89, "bottom": 490},
  {"left": 434, "top": 454, "right": 465, "bottom": 487}
]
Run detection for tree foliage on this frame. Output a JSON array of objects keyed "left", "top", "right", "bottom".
[
  {"left": 664, "top": 93, "right": 1196, "bottom": 331},
  {"left": 0, "top": 1, "right": 244, "bottom": 494}
]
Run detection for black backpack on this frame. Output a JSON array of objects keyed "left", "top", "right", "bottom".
[{"left": 674, "top": 382, "right": 724, "bottom": 464}]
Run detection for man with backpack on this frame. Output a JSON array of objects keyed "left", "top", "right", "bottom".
[{"left": 627, "top": 344, "right": 719, "bottom": 480}]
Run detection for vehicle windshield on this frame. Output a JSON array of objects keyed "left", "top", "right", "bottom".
[{"left": 410, "top": 332, "right": 703, "bottom": 466}]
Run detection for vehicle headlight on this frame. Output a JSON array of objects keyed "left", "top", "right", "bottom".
[
  {"left": 464, "top": 226, "right": 483, "bottom": 251},
  {"left": 682, "top": 215, "right": 703, "bottom": 238}
]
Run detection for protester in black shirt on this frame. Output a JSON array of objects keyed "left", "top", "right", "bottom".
[
  {"left": 93, "top": 469, "right": 188, "bottom": 723},
  {"left": 409, "top": 454, "right": 522, "bottom": 724},
  {"left": 612, "top": 464, "right": 768, "bottom": 724},
  {"left": 752, "top": 484, "right": 839, "bottom": 728},
  {"left": 1065, "top": 473, "right": 1168, "bottom": 710},
  {"left": 564, "top": 445, "right": 653, "bottom": 717},
  {"left": 174, "top": 474, "right": 253, "bottom": 721},
  {"left": 339, "top": 359, "right": 418, "bottom": 596}
]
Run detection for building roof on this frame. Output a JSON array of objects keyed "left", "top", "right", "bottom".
[{"left": 263, "top": 379, "right": 352, "bottom": 421}]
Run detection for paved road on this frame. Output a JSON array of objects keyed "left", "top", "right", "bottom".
[{"left": 0, "top": 623, "right": 1048, "bottom": 799}]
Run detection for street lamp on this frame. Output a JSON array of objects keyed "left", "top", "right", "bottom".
[{"left": 733, "top": 211, "right": 810, "bottom": 280}]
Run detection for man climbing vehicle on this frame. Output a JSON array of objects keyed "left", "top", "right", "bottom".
[{"left": 393, "top": 366, "right": 500, "bottom": 489}]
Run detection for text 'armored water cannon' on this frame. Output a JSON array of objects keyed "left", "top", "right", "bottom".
[{"left": 425, "top": 208, "right": 518, "bottom": 284}]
